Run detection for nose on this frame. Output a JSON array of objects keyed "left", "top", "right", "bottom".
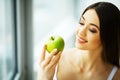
[{"left": 76, "top": 25, "right": 87, "bottom": 37}]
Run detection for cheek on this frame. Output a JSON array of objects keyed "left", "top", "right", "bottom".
[
  {"left": 89, "top": 36, "right": 101, "bottom": 47},
  {"left": 75, "top": 27, "right": 79, "bottom": 35},
  {"left": 75, "top": 25, "right": 81, "bottom": 35}
]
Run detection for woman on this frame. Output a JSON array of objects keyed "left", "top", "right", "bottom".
[{"left": 38, "top": 2, "right": 120, "bottom": 80}]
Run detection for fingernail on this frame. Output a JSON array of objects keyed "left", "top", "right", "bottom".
[
  {"left": 58, "top": 51, "right": 62, "bottom": 54},
  {"left": 54, "top": 48, "right": 58, "bottom": 51}
]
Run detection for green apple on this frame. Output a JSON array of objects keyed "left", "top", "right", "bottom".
[{"left": 45, "top": 35, "right": 65, "bottom": 53}]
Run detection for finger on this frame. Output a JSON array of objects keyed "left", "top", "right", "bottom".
[
  {"left": 50, "top": 48, "right": 59, "bottom": 55},
  {"left": 46, "top": 51, "right": 61, "bottom": 70},
  {"left": 39, "top": 44, "right": 46, "bottom": 63},
  {"left": 51, "top": 51, "right": 61, "bottom": 65},
  {"left": 41, "top": 49, "right": 58, "bottom": 68}
]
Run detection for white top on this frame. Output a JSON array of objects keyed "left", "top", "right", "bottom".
[
  {"left": 53, "top": 66, "right": 118, "bottom": 80},
  {"left": 53, "top": 66, "right": 58, "bottom": 80},
  {"left": 107, "top": 66, "right": 118, "bottom": 80}
]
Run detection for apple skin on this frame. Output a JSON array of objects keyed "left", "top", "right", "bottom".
[{"left": 45, "top": 35, "right": 65, "bottom": 53}]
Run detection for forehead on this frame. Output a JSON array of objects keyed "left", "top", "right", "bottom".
[{"left": 82, "top": 9, "right": 100, "bottom": 27}]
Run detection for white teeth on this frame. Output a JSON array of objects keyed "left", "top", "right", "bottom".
[
  {"left": 80, "top": 38, "right": 84, "bottom": 41},
  {"left": 79, "top": 38, "right": 86, "bottom": 42},
  {"left": 77, "top": 36, "right": 87, "bottom": 43},
  {"left": 76, "top": 36, "right": 87, "bottom": 43}
]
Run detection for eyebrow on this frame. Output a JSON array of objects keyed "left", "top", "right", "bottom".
[{"left": 81, "top": 16, "right": 100, "bottom": 30}]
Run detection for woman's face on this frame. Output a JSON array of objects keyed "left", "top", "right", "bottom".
[{"left": 75, "top": 9, "right": 102, "bottom": 50}]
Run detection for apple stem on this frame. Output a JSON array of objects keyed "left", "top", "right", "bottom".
[{"left": 51, "top": 36, "right": 54, "bottom": 40}]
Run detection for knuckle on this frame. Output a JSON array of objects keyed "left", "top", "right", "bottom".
[
  {"left": 47, "top": 56, "right": 52, "bottom": 60},
  {"left": 51, "top": 49, "right": 58, "bottom": 54},
  {"left": 40, "top": 62, "right": 46, "bottom": 69},
  {"left": 44, "top": 66, "right": 50, "bottom": 72}
]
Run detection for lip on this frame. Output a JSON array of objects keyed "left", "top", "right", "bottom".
[{"left": 77, "top": 36, "right": 88, "bottom": 43}]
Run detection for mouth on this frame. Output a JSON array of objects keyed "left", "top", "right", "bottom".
[{"left": 77, "top": 36, "right": 88, "bottom": 43}]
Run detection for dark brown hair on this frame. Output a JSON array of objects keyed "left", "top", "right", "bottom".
[{"left": 82, "top": 2, "right": 120, "bottom": 67}]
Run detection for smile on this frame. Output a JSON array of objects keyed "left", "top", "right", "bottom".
[{"left": 77, "top": 36, "right": 88, "bottom": 43}]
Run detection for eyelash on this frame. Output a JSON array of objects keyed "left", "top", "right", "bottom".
[
  {"left": 79, "top": 22, "right": 97, "bottom": 33},
  {"left": 89, "top": 28, "right": 97, "bottom": 33},
  {"left": 79, "top": 22, "right": 84, "bottom": 25}
]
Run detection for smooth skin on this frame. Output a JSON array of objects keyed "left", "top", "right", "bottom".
[
  {"left": 38, "top": 9, "right": 120, "bottom": 80},
  {"left": 38, "top": 44, "right": 61, "bottom": 80}
]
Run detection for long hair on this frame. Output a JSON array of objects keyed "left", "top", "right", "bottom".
[{"left": 82, "top": 2, "right": 120, "bottom": 67}]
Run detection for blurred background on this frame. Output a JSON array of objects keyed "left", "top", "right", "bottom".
[{"left": 0, "top": 0, "right": 120, "bottom": 80}]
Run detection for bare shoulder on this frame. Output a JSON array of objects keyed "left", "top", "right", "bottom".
[
  {"left": 59, "top": 48, "right": 76, "bottom": 62},
  {"left": 57, "top": 48, "right": 77, "bottom": 79},
  {"left": 61, "top": 48, "right": 76, "bottom": 57},
  {"left": 63, "top": 48, "right": 76, "bottom": 53},
  {"left": 113, "top": 67, "right": 120, "bottom": 80}
]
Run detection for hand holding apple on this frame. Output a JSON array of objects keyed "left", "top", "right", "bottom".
[{"left": 45, "top": 35, "right": 65, "bottom": 53}]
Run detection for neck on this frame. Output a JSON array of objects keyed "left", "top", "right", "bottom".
[{"left": 74, "top": 48, "right": 104, "bottom": 71}]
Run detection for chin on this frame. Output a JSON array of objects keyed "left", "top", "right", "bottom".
[{"left": 75, "top": 42, "right": 87, "bottom": 50}]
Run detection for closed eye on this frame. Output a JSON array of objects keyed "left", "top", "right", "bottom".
[
  {"left": 89, "top": 28, "right": 97, "bottom": 33},
  {"left": 79, "top": 22, "right": 84, "bottom": 25}
]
